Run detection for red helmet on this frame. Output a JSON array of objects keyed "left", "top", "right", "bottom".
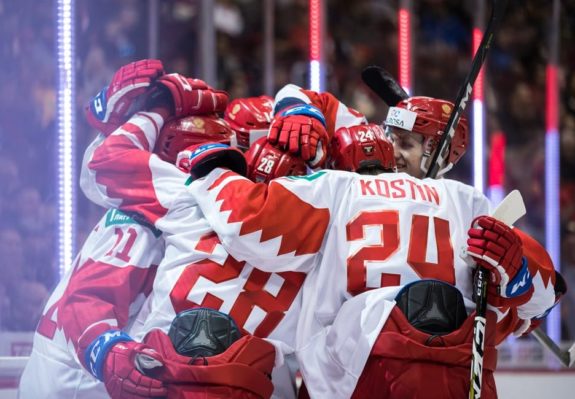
[
  {"left": 245, "top": 137, "right": 307, "bottom": 183},
  {"left": 385, "top": 96, "right": 468, "bottom": 175},
  {"left": 154, "top": 116, "right": 234, "bottom": 164},
  {"left": 330, "top": 124, "right": 396, "bottom": 173},
  {"left": 224, "top": 96, "right": 274, "bottom": 151}
]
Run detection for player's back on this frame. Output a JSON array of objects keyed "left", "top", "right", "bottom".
[
  {"left": 303, "top": 171, "right": 490, "bottom": 325},
  {"left": 296, "top": 171, "right": 494, "bottom": 399},
  {"left": 123, "top": 193, "right": 305, "bottom": 399}
]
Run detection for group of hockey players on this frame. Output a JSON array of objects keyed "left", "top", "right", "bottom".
[{"left": 18, "top": 59, "right": 564, "bottom": 399}]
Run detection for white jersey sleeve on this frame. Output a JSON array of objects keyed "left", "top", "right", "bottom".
[
  {"left": 81, "top": 111, "right": 191, "bottom": 225},
  {"left": 274, "top": 84, "right": 367, "bottom": 137},
  {"left": 19, "top": 209, "right": 164, "bottom": 399}
]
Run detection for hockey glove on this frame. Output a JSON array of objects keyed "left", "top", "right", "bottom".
[
  {"left": 84, "top": 330, "right": 167, "bottom": 399},
  {"left": 85, "top": 59, "right": 165, "bottom": 136},
  {"left": 177, "top": 142, "right": 247, "bottom": 179},
  {"left": 467, "top": 215, "right": 533, "bottom": 308},
  {"left": 268, "top": 104, "right": 329, "bottom": 168},
  {"left": 141, "top": 329, "right": 275, "bottom": 399},
  {"left": 147, "top": 73, "right": 229, "bottom": 118},
  {"left": 245, "top": 136, "right": 307, "bottom": 183}
]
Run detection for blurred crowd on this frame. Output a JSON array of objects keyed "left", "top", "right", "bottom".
[{"left": 1, "top": 0, "right": 574, "bottom": 343}]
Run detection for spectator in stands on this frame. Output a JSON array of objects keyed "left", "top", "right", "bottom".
[
  {"left": 3, "top": 281, "right": 49, "bottom": 332},
  {"left": 0, "top": 227, "right": 26, "bottom": 331}
]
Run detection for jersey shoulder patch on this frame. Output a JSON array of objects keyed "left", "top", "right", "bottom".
[
  {"left": 285, "top": 170, "right": 326, "bottom": 182},
  {"left": 105, "top": 208, "right": 162, "bottom": 237}
]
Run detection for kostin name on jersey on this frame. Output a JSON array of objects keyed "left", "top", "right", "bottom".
[{"left": 359, "top": 177, "right": 440, "bottom": 205}]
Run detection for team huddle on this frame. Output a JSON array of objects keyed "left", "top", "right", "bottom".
[{"left": 18, "top": 60, "right": 563, "bottom": 399}]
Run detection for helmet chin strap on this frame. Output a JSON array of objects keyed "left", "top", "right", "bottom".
[
  {"left": 419, "top": 137, "right": 453, "bottom": 178},
  {"left": 419, "top": 137, "right": 435, "bottom": 176},
  {"left": 420, "top": 154, "right": 453, "bottom": 178}
]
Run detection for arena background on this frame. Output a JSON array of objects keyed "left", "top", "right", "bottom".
[{"left": 0, "top": 0, "right": 575, "bottom": 397}]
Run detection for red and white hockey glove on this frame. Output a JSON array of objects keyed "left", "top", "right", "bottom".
[
  {"left": 467, "top": 215, "right": 533, "bottom": 308},
  {"left": 84, "top": 330, "right": 167, "bottom": 399},
  {"left": 147, "top": 73, "right": 229, "bottom": 118},
  {"left": 177, "top": 142, "right": 247, "bottom": 179},
  {"left": 268, "top": 104, "right": 329, "bottom": 168},
  {"left": 85, "top": 59, "right": 165, "bottom": 136},
  {"left": 245, "top": 136, "right": 307, "bottom": 183}
]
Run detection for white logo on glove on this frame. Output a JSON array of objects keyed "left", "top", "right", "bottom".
[
  {"left": 171, "top": 73, "right": 193, "bottom": 91},
  {"left": 510, "top": 271, "right": 528, "bottom": 295},
  {"left": 93, "top": 97, "right": 104, "bottom": 115}
]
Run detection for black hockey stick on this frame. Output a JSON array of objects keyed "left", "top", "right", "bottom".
[
  {"left": 470, "top": 268, "right": 489, "bottom": 398},
  {"left": 425, "top": 0, "right": 509, "bottom": 179},
  {"left": 532, "top": 327, "right": 575, "bottom": 368},
  {"left": 468, "top": 190, "right": 525, "bottom": 398},
  {"left": 361, "top": 65, "right": 409, "bottom": 105}
]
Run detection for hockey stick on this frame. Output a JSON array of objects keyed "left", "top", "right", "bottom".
[
  {"left": 469, "top": 189, "right": 526, "bottom": 398},
  {"left": 361, "top": 65, "right": 409, "bottom": 106},
  {"left": 532, "top": 325, "right": 575, "bottom": 368},
  {"left": 425, "top": 0, "right": 509, "bottom": 179}
]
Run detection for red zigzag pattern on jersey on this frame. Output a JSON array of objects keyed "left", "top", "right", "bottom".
[
  {"left": 208, "top": 173, "right": 329, "bottom": 256},
  {"left": 516, "top": 229, "right": 555, "bottom": 288}
]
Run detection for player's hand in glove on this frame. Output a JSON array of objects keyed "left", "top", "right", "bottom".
[
  {"left": 84, "top": 330, "right": 167, "bottom": 399},
  {"left": 467, "top": 215, "right": 533, "bottom": 308},
  {"left": 268, "top": 104, "right": 329, "bottom": 168},
  {"left": 177, "top": 142, "right": 247, "bottom": 179},
  {"left": 146, "top": 73, "right": 229, "bottom": 118},
  {"left": 85, "top": 59, "right": 165, "bottom": 136}
]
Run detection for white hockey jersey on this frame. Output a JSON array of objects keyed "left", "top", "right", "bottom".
[
  {"left": 187, "top": 168, "right": 558, "bottom": 398},
  {"left": 80, "top": 112, "right": 305, "bottom": 399}
]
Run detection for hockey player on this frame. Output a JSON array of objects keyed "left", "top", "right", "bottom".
[
  {"left": 269, "top": 83, "right": 562, "bottom": 330},
  {"left": 262, "top": 86, "right": 562, "bottom": 396},
  {"left": 384, "top": 95, "right": 563, "bottom": 314},
  {"left": 18, "top": 60, "right": 276, "bottom": 399}
]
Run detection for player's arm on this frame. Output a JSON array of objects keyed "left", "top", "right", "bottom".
[
  {"left": 83, "top": 70, "right": 228, "bottom": 224},
  {"left": 38, "top": 213, "right": 163, "bottom": 346},
  {"left": 54, "top": 219, "right": 162, "bottom": 345},
  {"left": 464, "top": 190, "right": 559, "bottom": 338},
  {"left": 269, "top": 84, "right": 366, "bottom": 168},
  {"left": 188, "top": 167, "right": 344, "bottom": 273},
  {"left": 508, "top": 229, "right": 564, "bottom": 336},
  {"left": 466, "top": 215, "right": 559, "bottom": 338},
  {"left": 273, "top": 84, "right": 367, "bottom": 136},
  {"left": 34, "top": 213, "right": 166, "bottom": 398},
  {"left": 84, "top": 109, "right": 188, "bottom": 223}
]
